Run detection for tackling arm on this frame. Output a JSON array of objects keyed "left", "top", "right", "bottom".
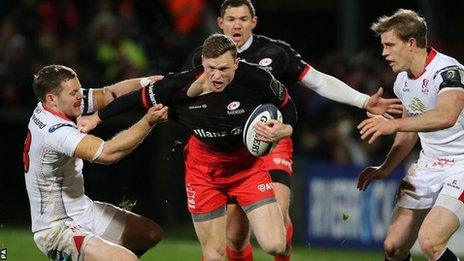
[
  {"left": 74, "top": 105, "right": 168, "bottom": 164},
  {"left": 92, "top": 76, "right": 163, "bottom": 110},
  {"left": 299, "top": 66, "right": 369, "bottom": 108},
  {"left": 299, "top": 66, "right": 402, "bottom": 115}
]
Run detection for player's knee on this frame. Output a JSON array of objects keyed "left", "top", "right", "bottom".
[
  {"left": 383, "top": 238, "right": 400, "bottom": 258},
  {"left": 226, "top": 230, "right": 249, "bottom": 250},
  {"left": 418, "top": 231, "right": 445, "bottom": 259},
  {"left": 145, "top": 222, "right": 164, "bottom": 246},
  {"left": 117, "top": 250, "right": 138, "bottom": 261},
  {"left": 260, "top": 236, "right": 286, "bottom": 256},
  {"left": 203, "top": 247, "right": 226, "bottom": 261}
]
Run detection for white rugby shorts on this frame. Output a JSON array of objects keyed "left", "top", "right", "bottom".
[
  {"left": 397, "top": 158, "right": 464, "bottom": 223},
  {"left": 33, "top": 201, "right": 127, "bottom": 260}
]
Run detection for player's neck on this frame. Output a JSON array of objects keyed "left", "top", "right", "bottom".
[
  {"left": 42, "top": 103, "right": 74, "bottom": 122},
  {"left": 408, "top": 48, "right": 429, "bottom": 78}
]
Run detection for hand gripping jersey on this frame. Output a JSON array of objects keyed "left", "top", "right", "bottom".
[
  {"left": 189, "top": 34, "right": 309, "bottom": 86},
  {"left": 393, "top": 49, "right": 464, "bottom": 162},
  {"left": 24, "top": 89, "right": 96, "bottom": 233}
]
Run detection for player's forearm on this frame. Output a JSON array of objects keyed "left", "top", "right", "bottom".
[
  {"left": 381, "top": 132, "right": 418, "bottom": 173},
  {"left": 97, "top": 115, "right": 153, "bottom": 164},
  {"left": 299, "top": 67, "right": 369, "bottom": 108},
  {"left": 394, "top": 109, "right": 457, "bottom": 132},
  {"left": 103, "top": 78, "right": 145, "bottom": 102}
]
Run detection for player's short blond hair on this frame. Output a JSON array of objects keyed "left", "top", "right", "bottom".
[
  {"left": 371, "top": 9, "right": 427, "bottom": 48},
  {"left": 202, "top": 34, "right": 237, "bottom": 59},
  {"left": 33, "top": 65, "right": 77, "bottom": 102}
]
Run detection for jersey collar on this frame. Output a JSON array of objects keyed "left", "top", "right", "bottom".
[
  {"left": 41, "top": 103, "right": 74, "bottom": 122},
  {"left": 409, "top": 47, "right": 438, "bottom": 80},
  {"left": 237, "top": 35, "right": 253, "bottom": 53}
]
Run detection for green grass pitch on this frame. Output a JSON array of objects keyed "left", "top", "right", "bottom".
[{"left": 0, "top": 226, "right": 429, "bottom": 260}]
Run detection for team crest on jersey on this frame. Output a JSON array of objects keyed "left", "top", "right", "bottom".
[
  {"left": 226, "top": 101, "right": 245, "bottom": 115},
  {"left": 259, "top": 58, "right": 273, "bottom": 67},
  {"left": 227, "top": 101, "right": 240, "bottom": 110},
  {"left": 49, "top": 123, "right": 76, "bottom": 133},
  {"left": 421, "top": 79, "right": 430, "bottom": 94}
]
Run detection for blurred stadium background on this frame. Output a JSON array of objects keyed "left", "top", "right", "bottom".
[{"left": 1, "top": 0, "right": 463, "bottom": 260}]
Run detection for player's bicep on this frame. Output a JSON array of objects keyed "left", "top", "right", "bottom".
[
  {"left": 436, "top": 90, "right": 464, "bottom": 120},
  {"left": 74, "top": 135, "right": 105, "bottom": 162},
  {"left": 91, "top": 89, "right": 107, "bottom": 110}
]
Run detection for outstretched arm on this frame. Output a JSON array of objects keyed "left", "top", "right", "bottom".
[
  {"left": 91, "top": 75, "right": 164, "bottom": 110},
  {"left": 299, "top": 66, "right": 402, "bottom": 115},
  {"left": 358, "top": 89, "right": 464, "bottom": 144},
  {"left": 74, "top": 104, "right": 168, "bottom": 164}
]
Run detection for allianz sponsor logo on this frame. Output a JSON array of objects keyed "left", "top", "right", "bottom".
[
  {"left": 189, "top": 104, "right": 207, "bottom": 110},
  {"left": 193, "top": 126, "right": 242, "bottom": 138},
  {"left": 227, "top": 101, "right": 245, "bottom": 115},
  {"left": 257, "top": 182, "right": 273, "bottom": 192}
]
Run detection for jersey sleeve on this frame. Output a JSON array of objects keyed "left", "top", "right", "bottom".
[
  {"left": 434, "top": 66, "right": 464, "bottom": 93},
  {"left": 250, "top": 65, "right": 297, "bottom": 126},
  {"left": 46, "top": 123, "right": 86, "bottom": 157},
  {"left": 98, "top": 74, "right": 178, "bottom": 120},
  {"left": 274, "top": 39, "right": 309, "bottom": 80},
  {"left": 80, "top": 88, "right": 96, "bottom": 115},
  {"left": 140, "top": 77, "right": 172, "bottom": 108}
]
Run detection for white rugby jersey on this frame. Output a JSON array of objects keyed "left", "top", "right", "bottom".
[
  {"left": 24, "top": 89, "right": 96, "bottom": 233},
  {"left": 393, "top": 49, "right": 464, "bottom": 161}
]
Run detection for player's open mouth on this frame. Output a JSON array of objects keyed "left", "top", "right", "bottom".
[
  {"left": 212, "top": 80, "right": 223, "bottom": 89},
  {"left": 73, "top": 101, "right": 81, "bottom": 108},
  {"left": 232, "top": 33, "right": 242, "bottom": 42}
]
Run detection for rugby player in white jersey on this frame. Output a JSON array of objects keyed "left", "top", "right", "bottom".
[
  {"left": 24, "top": 65, "right": 168, "bottom": 260},
  {"left": 357, "top": 9, "right": 464, "bottom": 261}
]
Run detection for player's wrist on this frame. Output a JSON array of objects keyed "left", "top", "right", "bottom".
[{"left": 362, "top": 96, "right": 370, "bottom": 109}]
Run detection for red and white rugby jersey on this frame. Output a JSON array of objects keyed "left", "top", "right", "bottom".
[
  {"left": 393, "top": 49, "right": 464, "bottom": 161},
  {"left": 24, "top": 101, "right": 92, "bottom": 233}
]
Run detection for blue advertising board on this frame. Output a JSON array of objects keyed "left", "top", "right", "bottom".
[{"left": 303, "top": 161, "right": 405, "bottom": 249}]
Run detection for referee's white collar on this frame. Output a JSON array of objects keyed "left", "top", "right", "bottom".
[{"left": 238, "top": 35, "right": 253, "bottom": 53}]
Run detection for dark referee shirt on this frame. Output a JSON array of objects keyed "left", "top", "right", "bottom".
[
  {"left": 98, "top": 61, "right": 297, "bottom": 152},
  {"left": 187, "top": 34, "right": 309, "bottom": 85}
]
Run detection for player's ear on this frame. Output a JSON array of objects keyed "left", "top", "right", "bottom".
[
  {"left": 408, "top": 37, "right": 416, "bottom": 50},
  {"left": 251, "top": 16, "right": 258, "bottom": 29},
  {"left": 217, "top": 17, "right": 224, "bottom": 29},
  {"left": 45, "top": 93, "right": 56, "bottom": 105},
  {"left": 234, "top": 58, "right": 239, "bottom": 69}
]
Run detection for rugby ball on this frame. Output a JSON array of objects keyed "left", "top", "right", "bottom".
[{"left": 243, "top": 103, "right": 283, "bottom": 156}]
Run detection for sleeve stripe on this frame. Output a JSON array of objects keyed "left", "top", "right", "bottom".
[
  {"left": 82, "top": 89, "right": 89, "bottom": 114},
  {"left": 279, "top": 88, "right": 289, "bottom": 109},
  {"left": 298, "top": 64, "right": 311, "bottom": 82},
  {"left": 140, "top": 87, "right": 150, "bottom": 109}
]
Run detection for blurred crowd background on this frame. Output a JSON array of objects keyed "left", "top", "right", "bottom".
[{"left": 2, "top": 0, "right": 464, "bottom": 244}]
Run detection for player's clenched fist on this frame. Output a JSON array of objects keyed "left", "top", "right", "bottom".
[
  {"left": 144, "top": 104, "right": 169, "bottom": 126},
  {"left": 77, "top": 113, "right": 101, "bottom": 133}
]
